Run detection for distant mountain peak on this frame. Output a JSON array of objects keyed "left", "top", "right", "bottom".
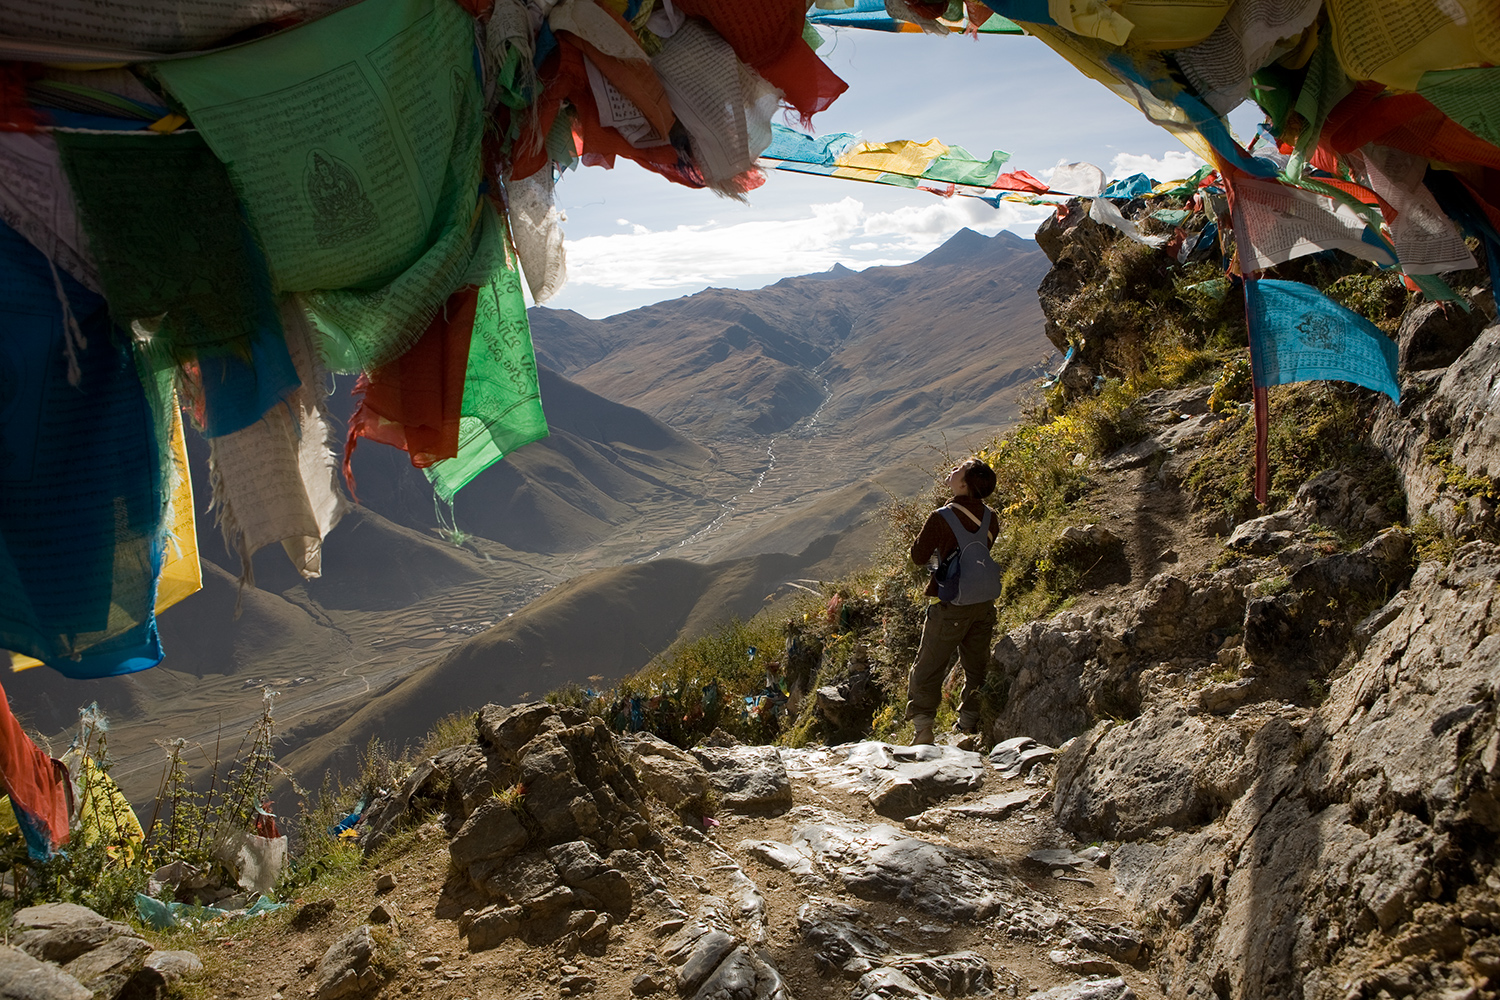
[
  {"left": 796, "top": 260, "right": 857, "bottom": 282},
  {"left": 917, "top": 227, "right": 1035, "bottom": 268}
]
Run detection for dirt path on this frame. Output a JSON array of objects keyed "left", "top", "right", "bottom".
[{"left": 193, "top": 738, "right": 1161, "bottom": 1000}]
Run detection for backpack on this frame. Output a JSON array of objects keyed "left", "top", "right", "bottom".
[{"left": 933, "top": 506, "right": 1002, "bottom": 605}]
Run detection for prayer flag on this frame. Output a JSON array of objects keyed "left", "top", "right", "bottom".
[
  {"left": 153, "top": 0, "right": 488, "bottom": 373},
  {"left": 425, "top": 216, "right": 548, "bottom": 502},
  {"left": 1230, "top": 173, "right": 1396, "bottom": 272},
  {"left": 1245, "top": 278, "right": 1399, "bottom": 403},
  {"left": 0, "top": 218, "right": 169, "bottom": 678}
]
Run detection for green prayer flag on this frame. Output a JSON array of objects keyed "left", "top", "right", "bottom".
[
  {"left": 921, "top": 144, "right": 1011, "bottom": 186},
  {"left": 1286, "top": 29, "right": 1353, "bottom": 180},
  {"left": 153, "top": 0, "right": 487, "bottom": 373},
  {"left": 56, "top": 130, "right": 273, "bottom": 362},
  {"left": 1417, "top": 68, "right": 1500, "bottom": 149},
  {"left": 425, "top": 209, "right": 548, "bottom": 502}
]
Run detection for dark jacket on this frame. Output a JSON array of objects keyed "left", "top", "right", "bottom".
[{"left": 910, "top": 496, "right": 1000, "bottom": 598}]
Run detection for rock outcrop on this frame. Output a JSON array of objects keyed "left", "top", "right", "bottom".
[
  {"left": 3, "top": 903, "right": 202, "bottom": 1000},
  {"left": 981, "top": 300, "right": 1500, "bottom": 999}
]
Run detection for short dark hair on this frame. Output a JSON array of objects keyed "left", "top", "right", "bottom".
[{"left": 960, "top": 458, "right": 997, "bottom": 499}]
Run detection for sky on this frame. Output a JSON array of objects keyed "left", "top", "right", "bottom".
[{"left": 541, "top": 29, "right": 1233, "bottom": 320}]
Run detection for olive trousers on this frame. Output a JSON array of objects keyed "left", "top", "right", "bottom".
[{"left": 904, "top": 599, "right": 997, "bottom": 731}]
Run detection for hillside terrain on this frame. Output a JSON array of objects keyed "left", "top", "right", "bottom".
[
  {"left": 8, "top": 229, "right": 1053, "bottom": 802},
  {"left": 7, "top": 196, "right": 1500, "bottom": 1000}
]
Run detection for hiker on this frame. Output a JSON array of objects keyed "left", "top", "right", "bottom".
[{"left": 905, "top": 458, "right": 1002, "bottom": 745}]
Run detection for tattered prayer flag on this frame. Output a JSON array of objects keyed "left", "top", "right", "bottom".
[
  {"left": 425, "top": 221, "right": 548, "bottom": 503},
  {"left": 990, "top": 170, "right": 1049, "bottom": 193},
  {"left": 1244, "top": 278, "right": 1399, "bottom": 403},
  {"left": 153, "top": 0, "right": 487, "bottom": 373},
  {"left": 345, "top": 286, "right": 476, "bottom": 493},
  {"left": 1047, "top": 161, "right": 1105, "bottom": 197},
  {"left": 1089, "top": 196, "right": 1166, "bottom": 247},
  {"left": 1355, "top": 144, "right": 1476, "bottom": 276},
  {"left": 1101, "top": 172, "right": 1153, "bottom": 199},
  {"left": 208, "top": 302, "right": 347, "bottom": 586},
  {"left": 1229, "top": 173, "right": 1396, "bottom": 272},
  {"left": 764, "top": 123, "right": 857, "bottom": 166},
  {"left": 1325, "top": 0, "right": 1500, "bottom": 92}
]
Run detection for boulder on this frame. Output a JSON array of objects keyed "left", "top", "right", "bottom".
[
  {"left": 1053, "top": 706, "right": 1256, "bottom": 841},
  {"left": 1032, "top": 978, "right": 1137, "bottom": 1000},
  {"left": 0, "top": 946, "right": 91, "bottom": 1000},
  {"left": 1398, "top": 298, "right": 1488, "bottom": 371},
  {"left": 618, "top": 733, "right": 711, "bottom": 809},
  {"left": 447, "top": 798, "right": 530, "bottom": 868},
  {"left": 855, "top": 744, "right": 986, "bottom": 819},
  {"left": 141, "top": 950, "right": 203, "bottom": 984},
  {"left": 9, "top": 905, "right": 112, "bottom": 931},
  {"left": 989, "top": 737, "right": 1057, "bottom": 780},
  {"left": 795, "top": 902, "right": 891, "bottom": 977},
  {"left": 16, "top": 921, "right": 137, "bottom": 965},
  {"left": 513, "top": 713, "right": 655, "bottom": 850},
  {"left": 691, "top": 744, "right": 792, "bottom": 815},
  {"left": 790, "top": 816, "right": 1023, "bottom": 921},
  {"left": 850, "top": 966, "right": 940, "bottom": 1000},
  {"left": 60, "top": 934, "right": 152, "bottom": 1000}
]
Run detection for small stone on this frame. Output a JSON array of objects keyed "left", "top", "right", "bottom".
[
  {"left": 1049, "top": 948, "right": 1121, "bottom": 976},
  {"left": 631, "top": 972, "right": 663, "bottom": 995},
  {"left": 373, "top": 872, "right": 397, "bottom": 893},
  {"left": 368, "top": 904, "right": 393, "bottom": 925},
  {"left": 419, "top": 956, "right": 443, "bottom": 971},
  {"left": 559, "top": 974, "right": 595, "bottom": 995},
  {"left": 560, "top": 964, "right": 579, "bottom": 975}
]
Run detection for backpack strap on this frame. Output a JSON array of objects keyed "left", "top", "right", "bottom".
[{"left": 947, "top": 503, "right": 982, "bottom": 530}]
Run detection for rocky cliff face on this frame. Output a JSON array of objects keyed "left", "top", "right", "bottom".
[{"left": 993, "top": 203, "right": 1500, "bottom": 1000}]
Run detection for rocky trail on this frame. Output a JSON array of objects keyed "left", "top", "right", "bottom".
[{"left": 142, "top": 703, "right": 1159, "bottom": 1000}]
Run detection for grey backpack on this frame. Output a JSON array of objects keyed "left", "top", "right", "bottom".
[{"left": 934, "top": 506, "right": 1002, "bottom": 605}]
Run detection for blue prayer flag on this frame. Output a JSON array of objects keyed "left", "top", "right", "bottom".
[{"left": 1245, "top": 278, "right": 1400, "bottom": 403}]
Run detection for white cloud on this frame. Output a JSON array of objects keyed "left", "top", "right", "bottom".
[
  {"left": 1108, "top": 149, "right": 1205, "bottom": 182},
  {"left": 562, "top": 195, "right": 1052, "bottom": 297}
]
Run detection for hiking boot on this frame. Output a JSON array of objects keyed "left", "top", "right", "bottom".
[{"left": 912, "top": 724, "right": 934, "bottom": 746}]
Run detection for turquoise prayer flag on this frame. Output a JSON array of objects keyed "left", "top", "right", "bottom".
[{"left": 1245, "top": 279, "right": 1400, "bottom": 404}]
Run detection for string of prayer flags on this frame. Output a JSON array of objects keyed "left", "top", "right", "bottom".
[
  {"left": 1243, "top": 278, "right": 1400, "bottom": 404},
  {"left": 763, "top": 123, "right": 1011, "bottom": 190}
]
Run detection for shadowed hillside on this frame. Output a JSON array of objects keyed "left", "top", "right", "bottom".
[{"left": 276, "top": 535, "right": 856, "bottom": 783}]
